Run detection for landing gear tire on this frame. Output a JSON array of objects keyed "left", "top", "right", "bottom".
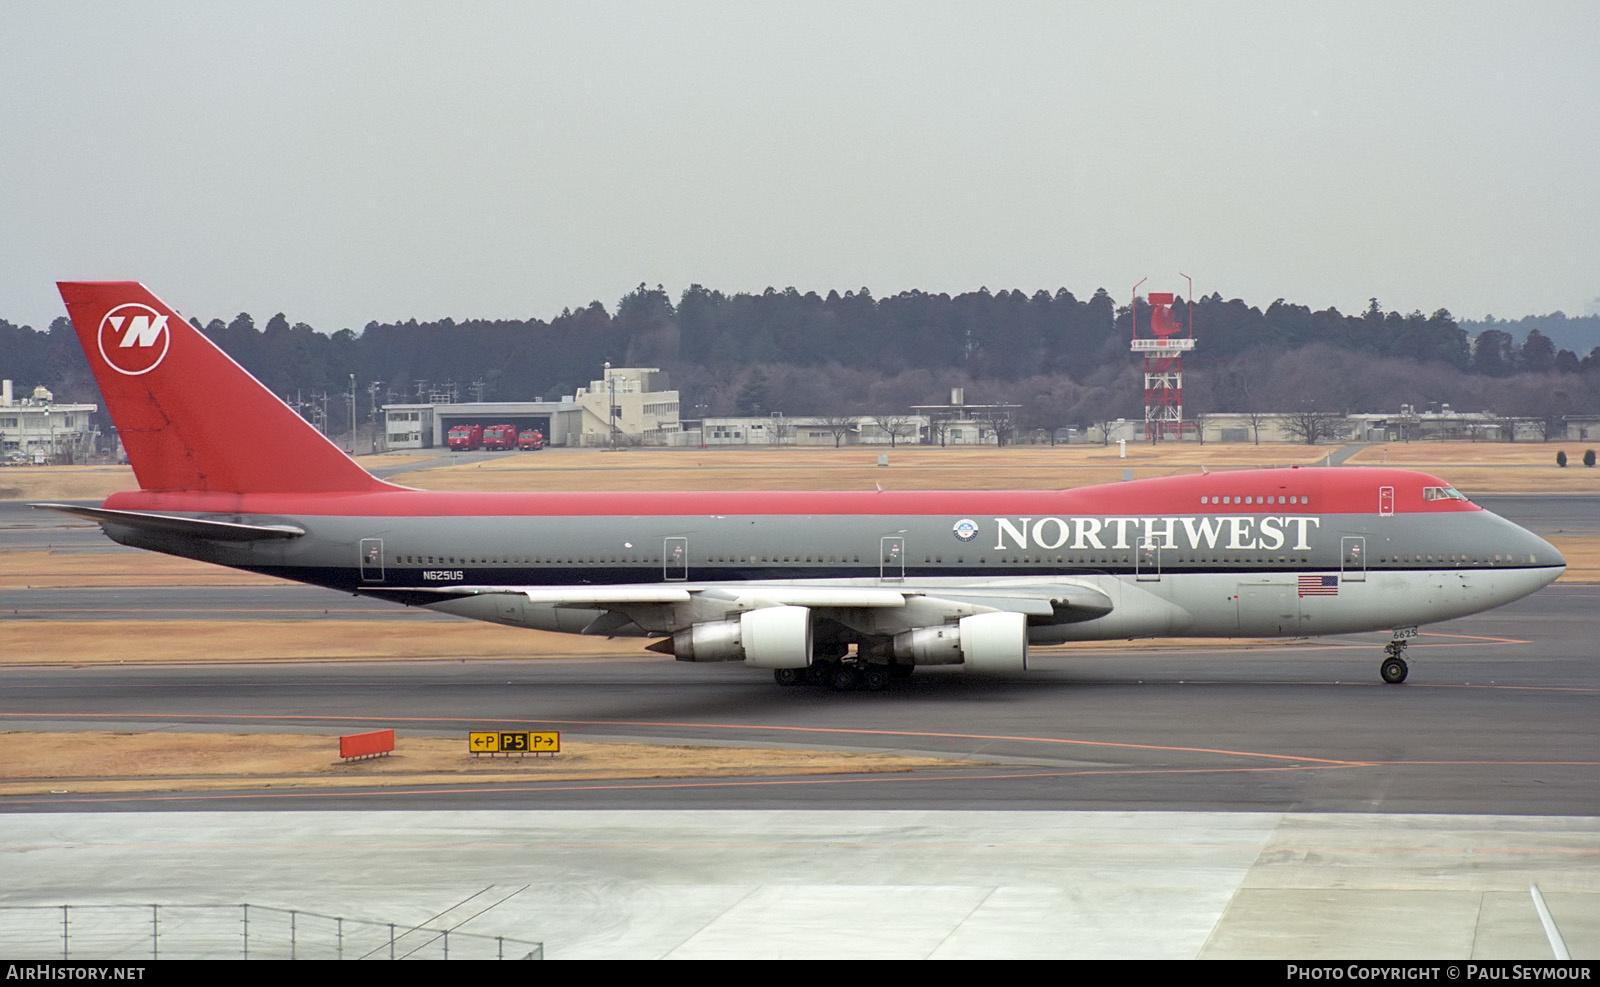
[
  {"left": 830, "top": 666, "right": 861, "bottom": 692},
  {"left": 1381, "top": 630, "right": 1414, "bottom": 685},
  {"left": 861, "top": 666, "right": 890, "bottom": 692},
  {"left": 773, "top": 668, "right": 804, "bottom": 686}
]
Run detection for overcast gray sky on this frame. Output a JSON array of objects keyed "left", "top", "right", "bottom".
[{"left": 3, "top": 1, "right": 1597, "bottom": 333}]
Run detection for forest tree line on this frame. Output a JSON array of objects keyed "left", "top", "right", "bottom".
[{"left": 4, "top": 285, "right": 1599, "bottom": 438}]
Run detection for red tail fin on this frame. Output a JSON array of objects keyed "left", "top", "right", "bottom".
[{"left": 58, "top": 282, "right": 390, "bottom": 494}]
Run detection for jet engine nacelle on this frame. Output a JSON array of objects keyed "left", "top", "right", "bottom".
[
  {"left": 670, "top": 605, "right": 813, "bottom": 669},
  {"left": 892, "top": 611, "right": 1029, "bottom": 672}
]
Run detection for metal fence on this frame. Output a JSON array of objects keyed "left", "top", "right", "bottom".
[{"left": 0, "top": 904, "right": 542, "bottom": 960}]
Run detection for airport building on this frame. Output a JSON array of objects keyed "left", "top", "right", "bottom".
[
  {"left": 1563, "top": 414, "right": 1600, "bottom": 441},
  {"left": 912, "top": 389, "right": 1021, "bottom": 446},
  {"left": 0, "top": 379, "right": 99, "bottom": 464},
  {"left": 1201, "top": 408, "right": 1563, "bottom": 444},
  {"left": 379, "top": 367, "right": 684, "bottom": 450},
  {"left": 700, "top": 414, "right": 932, "bottom": 447},
  {"left": 381, "top": 399, "right": 583, "bottom": 449},
  {"left": 573, "top": 367, "right": 684, "bottom": 446},
  {"left": 1193, "top": 413, "right": 1351, "bottom": 445}
]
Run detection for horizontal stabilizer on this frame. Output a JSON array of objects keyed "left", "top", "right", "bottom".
[{"left": 31, "top": 503, "right": 305, "bottom": 541}]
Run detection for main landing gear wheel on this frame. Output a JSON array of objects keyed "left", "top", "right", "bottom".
[
  {"left": 1380, "top": 656, "right": 1409, "bottom": 684},
  {"left": 778, "top": 659, "right": 900, "bottom": 691},
  {"left": 829, "top": 666, "right": 862, "bottom": 691}
]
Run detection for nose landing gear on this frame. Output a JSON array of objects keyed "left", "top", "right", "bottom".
[{"left": 1380, "top": 628, "right": 1416, "bottom": 684}]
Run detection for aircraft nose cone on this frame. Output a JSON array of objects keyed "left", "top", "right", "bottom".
[
  {"left": 1534, "top": 533, "right": 1566, "bottom": 584},
  {"left": 1477, "top": 508, "right": 1565, "bottom": 591},
  {"left": 1508, "top": 517, "right": 1565, "bottom": 585},
  {"left": 1536, "top": 534, "right": 1561, "bottom": 566}
]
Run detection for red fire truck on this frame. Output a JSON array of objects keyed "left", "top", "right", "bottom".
[
  {"left": 482, "top": 424, "right": 519, "bottom": 450},
  {"left": 446, "top": 423, "right": 483, "bottom": 451},
  {"left": 517, "top": 428, "right": 545, "bottom": 451}
]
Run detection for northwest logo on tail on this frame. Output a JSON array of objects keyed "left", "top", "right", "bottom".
[{"left": 96, "top": 303, "right": 170, "bottom": 375}]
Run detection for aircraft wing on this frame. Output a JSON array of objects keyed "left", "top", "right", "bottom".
[
  {"left": 384, "top": 584, "right": 908, "bottom": 607},
  {"left": 362, "top": 580, "right": 1113, "bottom": 624}
]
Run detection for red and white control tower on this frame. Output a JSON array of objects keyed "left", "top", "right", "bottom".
[{"left": 1130, "top": 276, "right": 1196, "bottom": 441}]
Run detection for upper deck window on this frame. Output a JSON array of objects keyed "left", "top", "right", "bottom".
[{"left": 1202, "top": 494, "right": 1310, "bottom": 507}]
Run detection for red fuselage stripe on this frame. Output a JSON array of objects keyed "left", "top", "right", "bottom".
[{"left": 101, "top": 467, "right": 1481, "bottom": 519}]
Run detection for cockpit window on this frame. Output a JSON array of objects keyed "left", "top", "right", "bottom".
[{"left": 1423, "top": 486, "right": 1469, "bottom": 502}]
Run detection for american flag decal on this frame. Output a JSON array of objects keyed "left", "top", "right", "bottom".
[{"left": 1299, "top": 574, "right": 1339, "bottom": 597}]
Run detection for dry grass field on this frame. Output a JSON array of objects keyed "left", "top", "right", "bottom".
[
  {"left": 404, "top": 444, "right": 1335, "bottom": 493},
  {"left": 0, "top": 619, "right": 639, "bottom": 664},
  {"left": 1346, "top": 441, "right": 1600, "bottom": 494},
  {"left": 0, "top": 730, "right": 957, "bottom": 795},
  {"left": 0, "top": 464, "right": 138, "bottom": 501},
  {"left": 5, "top": 441, "right": 1593, "bottom": 499},
  {"left": 0, "top": 550, "right": 289, "bottom": 589},
  {"left": 374, "top": 442, "right": 1591, "bottom": 497},
  {"left": 0, "top": 618, "right": 1329, "bottom": 668},
  {"left": 1347, "top": 440, "right": 1596, "bottom": 466}
]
